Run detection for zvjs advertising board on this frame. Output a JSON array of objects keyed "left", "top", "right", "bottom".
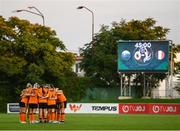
[
  {"left": 119, "top": 104, "right": 149, "bottom": 114},
  {"left": 118, "top": 40, "right": 170, "bottom": 72},
  {"left": 149, "top": 104, "right": 180, "bottom": 114},
  {"left": 119, "top": 104, "right": 180, "bottom": 114}
]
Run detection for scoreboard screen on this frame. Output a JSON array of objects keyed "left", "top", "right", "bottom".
[{"left": 117, "top": 40, "right": 170, "bottom": 72}]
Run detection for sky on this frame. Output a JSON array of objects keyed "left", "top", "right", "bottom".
[{"left": 0, "top": 0, "right": 180, "bottom": 53}]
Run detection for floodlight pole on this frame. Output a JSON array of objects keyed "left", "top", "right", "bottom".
[
  {"left": 28, "top": 6, "right": 45, "bottom": 26},
  {"left": 77, "top": 6, "right": 94, "bottom": 42},
  {"left": 13, "top": 6, "right": 45, "bottom": 26}
]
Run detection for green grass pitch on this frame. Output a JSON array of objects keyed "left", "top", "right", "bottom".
[{"left": 0, "top": 113, "right": 180, "bottom": 130}]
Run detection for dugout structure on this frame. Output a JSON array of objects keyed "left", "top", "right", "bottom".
[{"left": 117, "top": 40, "right": 173, "bottom": 98}]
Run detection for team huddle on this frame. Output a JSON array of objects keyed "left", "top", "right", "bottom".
[{"left": 19, "top": 83, "right": 67, "bottom": 124}]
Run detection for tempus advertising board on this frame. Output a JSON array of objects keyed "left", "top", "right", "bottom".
[
  {"left": 118, "top": 40, "right": 170, "bottom": 72},
  {"left": 7, "top": 103, "right": 180, "bottom": 114},
  {"left": 7, "top": 103, "right": 119, "bottom": 114}
]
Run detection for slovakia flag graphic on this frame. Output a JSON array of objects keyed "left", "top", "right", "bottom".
[{"left": 157, "top": 50, "right": 165, "bottom": 60}]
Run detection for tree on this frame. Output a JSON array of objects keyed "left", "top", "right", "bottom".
[
  {"left": 0, "top": 16, "right": 79, "bottom": 111},
  {"left": 81, "top": 18, "right": 170, "bottom": 97},
  {"left": 174, "top": 45, "right": 180, "bottom": 93}
]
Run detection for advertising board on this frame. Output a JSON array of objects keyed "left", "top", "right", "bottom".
[
  {"left": 119, "top": 103, "right": 180, "bottom": 114},
  {"left": 149, "top": 104, "right": 180, "bottom": 114},
  {"left": 7, "top": 103, "right": 119, "bottom": 114},
  {"left": 7, "top": 103, "right": 180, "bottom": 114}
]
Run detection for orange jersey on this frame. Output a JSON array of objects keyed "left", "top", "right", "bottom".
[
  {"left": 26, "top": 87, "right": 33, "bottom": 96},
  {"left": 28, "top": 88, "right": 38, "bottom": 104},
  {"left": 21, "top": 96, "right": 28, "bottom": 104},
  {"left": 57, "top": 93, "right": 67, "bottom": 103},
  {"left": 20, "top": 88, "right": 29, "bottom": 104},
  {"left": 43, "top": 88, "right": 49, "bottom": 94},
  {"left": 47, "top": 90, "right": 56, "bottom": 105},
  {"left": 38, "top": 88, "right": 48, "bottom": 103}
]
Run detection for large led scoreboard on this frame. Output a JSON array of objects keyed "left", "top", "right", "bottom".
[{"left": 117, "top": 40, "right": 170, "bottom": 72}]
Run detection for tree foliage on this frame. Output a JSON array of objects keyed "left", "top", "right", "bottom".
[
  {"left": 174, "top": 45, "right": 180, "bottom": 93},
  {"left": 81, "top": 18, "right": 170, "bottom": 97},
  {"left": 0, "top": 16, "right": 84, "bottom": 111}
]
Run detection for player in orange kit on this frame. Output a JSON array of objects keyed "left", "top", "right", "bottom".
[
  {"left": 28, "top": 83, "right": 39, "bottom": 124},
  {"left": 56, "top": 90, "right": 67, "bottom": 124},
  {"left": 38, "top": 85, "right": 48, "bottom": 123},
  {"left": 19, "top": 83, "right": 32, "bottom": 124},
  {"left": 47, "top": 86, "right": 57, "bottom": 123}
]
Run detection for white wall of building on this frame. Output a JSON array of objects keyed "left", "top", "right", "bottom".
[
  {"left": 72, "top": 56, "right": 85, "bottom": 77},
  {"left": 153, "top": 53, "right": 180, "bottom": 99}
]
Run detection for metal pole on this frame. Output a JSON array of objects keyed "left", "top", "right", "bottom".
[
  {"left": 121, "top": 74, "right": 123, "bottom": 96},
  {"left": 77, "top": 6, "right": 94, "bottom": 42},
  {"left": 13, "top": 7, "right": 45, "bottom": 26},
  {"left": 167, "top": 70, "right": 170, "bottom": 98},
  {"left": 170, "top": 43, "right": 174, "bottom": 98},
  {"left": 143, "top": 72, "right": 146, "bottom": 97},
  {"left": 129, "top": 75, "right": 131, "bottom": 97},
  {"left": 92, "top": 11, "right": 94, "bottom": 41},
  {"left": 28, "top": 6, "right": 45, "bottom": 26}
]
